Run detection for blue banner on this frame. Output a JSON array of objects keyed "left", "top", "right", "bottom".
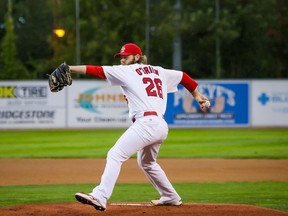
[{"left": 165, "top": 81, "right": 249, "bottom": 127}]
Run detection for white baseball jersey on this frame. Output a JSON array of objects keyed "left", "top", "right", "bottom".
[
  {"left": 102, "top": 64, "right": 183, "bottom": 120},
  {"left": 86, "top": 63, "right": 183, "bottom": 207}
]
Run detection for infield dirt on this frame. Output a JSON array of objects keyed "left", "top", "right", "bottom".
[{"left": 0, "top": 158, "right": 288, "bottom": 216}]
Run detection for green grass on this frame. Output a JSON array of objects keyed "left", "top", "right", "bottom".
[
  {"left": 0, "top": 182, "right": 287, "bottom": 212},
  {"left": 163, "top": 128, "right": 288, "bottom": 158},
  {"left": 0, "top": 128, "right": 287, "bottom": 212},
  {"left": 0, "top": 129, "right": 121, "bottom": 158},
  {"left": 0, "top": 128, "right": 287, "bottom": 158}
]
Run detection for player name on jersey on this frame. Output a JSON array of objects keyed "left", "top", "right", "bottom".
[{"left": 135, "top": 66, "right": 159, "bottom": 76}]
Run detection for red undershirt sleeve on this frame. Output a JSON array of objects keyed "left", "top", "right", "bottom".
[
  {"left": 180, "top": 72, "right": 198, "bottom": 93},
  {"left": 86, "top": 65, "right": 106, "bottom": 79}
]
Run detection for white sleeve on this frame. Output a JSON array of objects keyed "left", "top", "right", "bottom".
[
  {"left": 102, "top": 65, "right": 126, "bottom": 86},
  {"left": 164, "top": 69, "right": 183, "bottom": 93}
]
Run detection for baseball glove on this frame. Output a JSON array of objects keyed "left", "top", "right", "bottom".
[{"left": 48, "top": 63, "right": 72, "bottom": 92}]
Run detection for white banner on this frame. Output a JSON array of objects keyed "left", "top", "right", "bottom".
[
  {"left": 251, "top": 80, "right": 288, "bottom": 126},
  {"left": 1, "top": 80, "right": 287, "bottom": 129},
  {"left": 0, "top": 81, "right": 66, "bottom": 128},
  {"left": 67, "top": 80, "right": 131, "bottom": 128}
]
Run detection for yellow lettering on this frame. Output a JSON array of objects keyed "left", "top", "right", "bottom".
[
  {"left": 0, "top": 87, "right": 16, "bottom": 98},
  {"left": 95, "top": 94, "right": 105, "bottom": 101},
  {"left": 106, "top": 94, "right": 116, "bottom": 102}
]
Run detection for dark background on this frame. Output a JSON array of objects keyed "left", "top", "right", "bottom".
[{"left": 0, "top": 0, "right": 287, "bottom": 79}]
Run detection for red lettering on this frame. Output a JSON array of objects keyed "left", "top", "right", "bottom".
[
  {"left": 136, "top": 69, "right": 142, "bottom": 75},
  {"left": 135, "top": 66, "right": 159, "bottom": 76},
  {"left": 143, "top": 67, "right": 149, "bottom": 74}
]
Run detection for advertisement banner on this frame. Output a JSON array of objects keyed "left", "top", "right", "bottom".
[
  {"left": 2, "top": 80, "right": 286, "bottom": 129},
  {"left": 251, "top": 80, "right": 288, "bottom": 126},
  {"left": 0, "top": 81, "right": 66, "bottom": 128},
  {"left": 67, "top": 81, "right": 131, "bottom": 128},
  {"left": 165, "top": 81, "right": 249, "bottom": 127}
]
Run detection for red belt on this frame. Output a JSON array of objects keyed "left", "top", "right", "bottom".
[
  {"left": 132, "top": 111, "right": 159, "bottom": 123},
  {"left": 144, "top": 111, "right": 158, "bottom": 117}
]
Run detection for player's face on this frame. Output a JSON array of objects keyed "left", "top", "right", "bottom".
[{"left": 120, "top": 55, "right": 137, "bottom": 65}]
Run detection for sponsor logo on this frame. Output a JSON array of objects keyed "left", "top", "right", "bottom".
[
  {"left": 172, "top": 84, "right": 242, "bottom": 124},
  {"left": 0, "top": 110, "right": 55, "bottom": 119},
  {"left": 258, "top": 92, "right": 288, "bottom": 106},
  {"left": 0, "top": 86, "right": 16, "bottom": 98},
  {"left": 258, "top": 93, "right": 269, "bottom": 105},
  {"left": 174, "top": 84, "right": 236, "bottom": 114},
  {"left": 0, "top": 86, "right": 47, "bottom": 98},
  {"left": 174, "top": 84, "right": 236, "bottom": 107},
  {"left": 75, "top": 87, "right": 127, "bottom": 115}
]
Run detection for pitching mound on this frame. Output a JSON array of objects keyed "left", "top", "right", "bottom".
[{"left": 0, "top": 203, "right": 287, "bottom": 216}]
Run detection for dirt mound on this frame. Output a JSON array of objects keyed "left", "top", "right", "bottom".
[{"left": 0, "top": 203, "right": 287, "bottom": 216}]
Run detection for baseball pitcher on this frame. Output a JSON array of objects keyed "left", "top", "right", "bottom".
[{"left": 48, "top": 43, "right": 210, "bottom": 211}]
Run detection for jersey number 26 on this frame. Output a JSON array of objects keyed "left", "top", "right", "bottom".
[{"left": 143, "top": 77, "right": 163, "bottom": 99}]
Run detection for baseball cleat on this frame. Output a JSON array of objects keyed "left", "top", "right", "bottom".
[
  {"left": 75, "top": 192, "right": 106, "bottom": 211},
  {"left": 151, "top": 199, "right": 182, "bottom": 206}
]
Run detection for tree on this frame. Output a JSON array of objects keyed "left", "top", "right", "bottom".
[
  {"left": 14, "top": 0, "right": 54, "bottom": 78},
  {"left": 0, "top": 0, "right": 30, "bottom": 79},
  {"left": 1, "top": 0, "right": 287, "bottom": 79}
]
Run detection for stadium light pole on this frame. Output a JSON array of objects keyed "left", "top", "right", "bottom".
[
  {"left": 75, "top": 0, "right": 81, "bottom": 65},
  {"left": 145, "top": 0, "right": 150, "bottom": 59},
  {"left": 215, "top": 0, "right": 221, "bottom": 78},
  {"left": 172, "top": 0, "right": 182, "bottom": 70}
]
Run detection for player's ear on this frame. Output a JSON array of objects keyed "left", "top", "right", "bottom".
[{"left": 135, "top": 54, "right": 140, "bottom": 61}]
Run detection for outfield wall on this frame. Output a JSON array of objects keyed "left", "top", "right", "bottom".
[{"left": 0, "top": 80, "right": 287, "bottom": 129}]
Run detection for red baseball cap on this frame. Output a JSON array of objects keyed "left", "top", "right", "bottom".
[{"left": 114, "top": 43, "right": 142, "bottom": 58}]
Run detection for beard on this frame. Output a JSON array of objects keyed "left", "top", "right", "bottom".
[{"left": 130, "top": 56, "right": 137, "bottom": 64}]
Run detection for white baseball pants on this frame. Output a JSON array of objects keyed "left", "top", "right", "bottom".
[{"left": 90, "top": 115, "right": 181, "bottom": 207}]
